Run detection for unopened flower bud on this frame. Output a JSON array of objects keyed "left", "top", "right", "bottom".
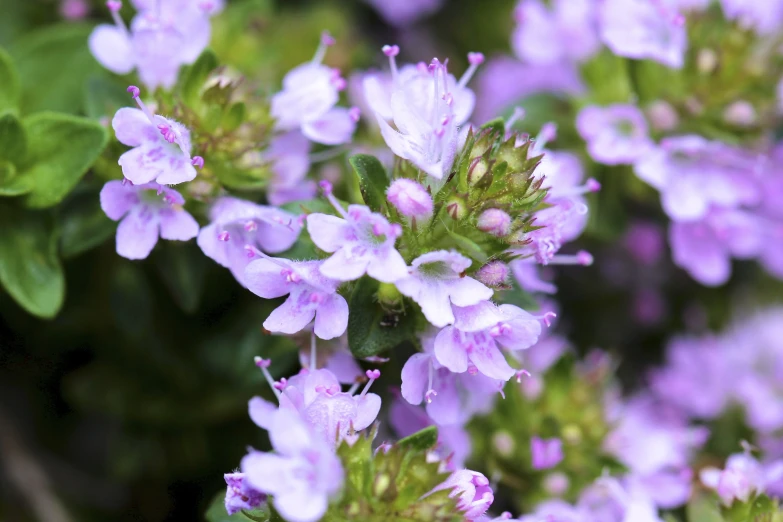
[
  {"left": 477, "top": 209, "right": 511, "bottom": 236},
  {"left": 543, "top": 473, "right": 570, "bottom": 496},
  {"left": 475, "top": 261, "right": 509, "bottom": 288},
  {"left": 377, "top": 282, "right": 404, "bottom": 309},
  {"left": 386, "top": 179, "right": 433, "bottom": 220},
  {"left": 647, "top": 100, "right": 679, "bottom": 131},
  {"left": 723, "top": 100, "right": 756, "bottom": 127},
  {"left": 445, "top": 196, "right": 467, "bottom": 220},
  {"left": 468, "top": 157, "right": 490, "bottom": 186},
  {"left": 470, "top": 130, "right": 494, "bottom": 160}
]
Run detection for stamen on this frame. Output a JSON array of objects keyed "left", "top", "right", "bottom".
[
  {"left": 254, "top": 356, "right": 281, "bottom": 399},
  {"left": 217, "top": 231, "right": 230, "bottom": 242},
  {"left": 505, "top": 107, "right": 526, "bottom": 131},
  {"left": 425, "top": 362, "right": 437, "bottom": 403},
  {"left": 530, "top": 122, "right": 557, "bottom": 155},
  {"left": 107, "top": 1, "right": 129, "bottom": 38},
  {"left": 534, "top": 311, "right": 558, "bottom": 327},
  {"left": 273, "top": 377, "right": 288, "bottom": 390},
  {"left": 348, "top": 107, "right": 361, "bottom": 122},
  {"left": 515, "top": 369, "right": 531, "bottom": 383},
  {"left": 382, "top": 44, "right": 400, "bottom": 82},
  {"left": 191, "top": 156, "right": 205, "bottom": 169},
  {"left": 347, "top": 382, "right": 360, "bottom": 395},
  {"left": 319, "top": 180, "right": 349, "bottom": 219},
  {"left": 311, "top": 31, "right": 335, "bottom": 65},
  {"left": 360, "top": 369, "right": 380, "bottom": 397},
  {"left": 457, "top": 52, "right": 484, "bottom": 90},
  {"left": 244, "top": 221, "right": 257, "bottom": 232},
  {"left": 127, "top": 85, "right": 157, "bottom": 125}
]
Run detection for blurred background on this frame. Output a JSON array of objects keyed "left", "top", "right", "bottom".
[{"left": 2, "top": 0, "right": 783, "bottom": 520}]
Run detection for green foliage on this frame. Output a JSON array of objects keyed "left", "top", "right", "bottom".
[
  {"left": 350, "top": 154, "right": 390, "bottom": 214},
  {"left": 347, "top": 277, "right": 420, "bottom": 358},
  {"left": 84, "top": 76, "right": 132, "bottom": 120},
  {"left": 18, "top": 112, "right": 107, "bottom": 208},
  {"left": 0, "top": 111, "right": 27, "bottom": 165},
  {"left": 468, "top": 355, "right": 621, "bottom": 512},
  {"left": 323, "top": 426, "right": 461, "bottom": 522},
  {"left": 10, "top": 23, "right": 105, "bottom": 114},
  {"left": 181, "top": 50, "right": 220, "bottom": 107},
  {"left": 0, "top": 203, "right": 64, "bottom": 318},
  {"left": 57, "top": 184, "right": 115, "bottom": 259},
  {"left": 0, "top": 48, "right": 20, "bottom": 113}
]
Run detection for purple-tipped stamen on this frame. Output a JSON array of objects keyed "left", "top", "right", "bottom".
[
  {"left": 191, "top": 156, "right": 205, "bottom": 169},
  {"left": 457, "top": 51, "right": 485, "bottom": 90},
  {"left": 254, "top": 356, "right": 282, "bottom": 399},
  {"left": 311, "top": 30, "right": 335, "bottom": 65},
  {"left": 360, "top": 369, "right": 380, "bottom": 397}
]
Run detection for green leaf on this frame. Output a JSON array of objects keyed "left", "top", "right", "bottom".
[
  {"left": 58, "top": 187, "right": 114, "bottom": 258},
  {"left": 84, "top": 76, "right": 132, "bottom": 120},
  {"left": 10, "top": 23, "right": 104, "bottom": 114},
  {"left": 349, "top": 154, "right": 389, "bottom": 213},
  {"left": 686, "top": 495, "right": 724, "bottom": 522},
  {"left": 347, "top": 277, "right": 419, "bottom": 358},
  {"left": 19, "top": 112, "right": 108, "bottom": 208},
  {"left": 0, "top": 161, "right": 33, "bottom": 197},
  {"left": 222, "top": 102, "right": 247, "bottom": 132},
  {"left": 480, "top": 117, "right": 505, "bottom": 133},
  {"left": 397, "top": 426, "right": 438, "bottom": 452},
  {"left": 0, "top": 204, "right": 64, "bottom": 318},
  {"left": 0, "top": 48, "right": 20, "bottom": 112},
  {"left": 181, "top": 49, "right": 219, "bottom": 107},
  {"left": 0, "top": 112, "right": 26, "bottom": 165}
]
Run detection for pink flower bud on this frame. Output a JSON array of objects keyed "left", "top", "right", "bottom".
[
  {"left": 477, "top": 209, "right": 511, "bottom": 236},
  {"left": 386, "top": 179, "right": 433, "bottom": 220},
  {"left": 475, "top": 261, "right": 509, "bottom": 288}
]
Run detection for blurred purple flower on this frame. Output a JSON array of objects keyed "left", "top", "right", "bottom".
[
  {"left": 241, "top": 409, "right": 343, "bottom": 522},
  {"left": 427, "top": 469, "right": 495, "bottom": 520},
  {"left": 531, "top": 436, "right": 564, "bottom": 470},
  {"left": 577, "top": 105, "right": 654, "bottom": 165},
  {"left": 197, "top": 197, "right": 301, "bottom": 284},
  {"left": 100, "top": 180, "right": 198, "bottom": 260},
  {"left": 224, "top": 472, "right": 265, "bottom": 515},
  {"left": 265, "top": 131, "right": 316, "bottom": 206},
  {"left": 363, "top": 0, "right": 444, "bottom": 27}
]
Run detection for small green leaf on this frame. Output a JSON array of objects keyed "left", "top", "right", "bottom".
[
  {"left": 181, "top": 49, "right": 219, "bottom": 107},
  {"left": 686, "top": 495, "right": 724, "bottom": 522},
  {"left": 84, "top": 76, "right": 132, "bottom": 119},
  {"left": 0, "top": 112, "right": 27, "bottom": 164},
  {"left": 0, "top": 204, "right": 64, "bottom": 318},
  {"left": 19, "top": 112, "right": 108, "bottom": 208},
  {"left": 222, "top": 102, "right": 247, "bottom": 132},
  {"left": 10, "top": 23, "right": 104, "bottom": 114},
  {"left": 0, "top": 161, "right": 33, "bottom": 197},
  {"left": 480, "top": 117, "right": 505, "bottom": 133},
  {"left": 396, "top": 426, "right": 439, "bottom": 452},
  {"left": 347, "top": 277, "right": 418, "bottom": 358},
  {"left": 349, "top": 154, "right": 389, "bottom": 213},
  {"left": 0, "top": 48, "right": 20, "bottom": 112},
  {"left": 442, "top": 227, "right": 488, "bottom": 263}
]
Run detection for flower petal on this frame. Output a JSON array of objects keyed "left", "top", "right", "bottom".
[
  {"left": 88, "top": 25, "right": 135, "bottom": 75},
  {"left": 100, "top": 180, "right": 138, "bottom": 221},
  {"left": 313, "top": 293, "right": 349, "bottom": 340},
  {"left": 306, "top": 213, "right": 348, "bottom": 253},
  {"left": 112, "top": 108, "right": 156, "bottom": 147},
  {"left": 469, "top": 338, "right": 515, "bottom": 380},
  {"left": 366, "top": 248, "right": 409, "bottom": 283},
  {"left": 301, "top": 107, "right": 357, "bottom": 146},
  {"left": 244, "top": 259, "right": 292, "bottom": 299},
  {"left": 159, "top": 208, "right": 199, "bottom": 240},
  {"left": 434, "top": 327, "right": 469, "bottom": 373},
  {"left": 248, "top": 396, "right": 277, "bottom": 430},
  {"left": 401, "top": 353, "right": 431, "bottom": 405},
  {"left": 116, "top": 206, "right": 160, "bottom": 259}
]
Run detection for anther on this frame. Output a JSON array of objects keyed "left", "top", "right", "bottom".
[{"left": 191, "top": 156, "right": 205, "bottom": 169}]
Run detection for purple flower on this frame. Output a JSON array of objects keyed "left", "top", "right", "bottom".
[
  {"left": 113, "top": 88, "right": 201, "bottom": 185},
  {"left": 512, "top": 0, "right": 600, "bottom": 66},
  {"left": 270, "top": 33, "right": 357, "bottom": 146},
  {"left": 669, "top": 208, "right": 762, "bottom": 286},
  {"left": 433, "top": 301, "right": 544, "bottom": 381},
  {"left": 100, "top": 180, "right": 198, "bottom": 260},
  {"left": 576, "top": 477, "right": 663, "bottom": 522},
  {"left": 373, "top": 51, "right": 483, "bottom": 178},
  {"left": 266, "top": 131, "right": 316, "bottom": 206},
  {"left": 634, "top": 136, "right": 761, "bottom": 222},
  {"left": 241, "top": 409, "right": 343, "bottom": 522},
  {"left": 475, "top": 261, "right": 510, "bottom": 288},
  {"left": 477, "top": 209, "right": 512, "bottom": 237},
  {"left": 197, "top": 197, "right": 301, "bottom": 285},
  {"left": 599, "top": 0, "right": 687, "bottom": 69},
  {"left": 576, "top": 105, "right": 654, "bottom": 165},
  {"left": 306, "top": 188, "right": 408, "bottom": 283},
  {"left": 386, "top": 178, "right": 434, "bottom": 221},
  {"left": 518, "top": 500, "right": 584, "bottom": 522},
  {"left": 363, "top": 0, "right": 444, "bottom": 27},
  {"left": 401, "top": 330, "right": 505, "bottom": 425},
  {"left": 389, "top": 394, "right": 473, "bottom": 469},
  {"left": 700, "top": 452, "right": 783, "bottom": 506},
  {"left": 395, "top": 250, "right": 493, "bottom": 327},
  {"left": 89, "top": 1, "right": 218, "bottom": 90},
  {"left": 531, "top": 436, "right": 564, "bottom": 470},
  {"left": 624, "top": 222, "right": 665, "bottom": 265},
  {"left": 427, "top": 469, "right": 494, "bottom": 520},
  {"left": 296, "top": 335, "right": 363, "bottom": 385},
  {"left": 649, "top": 335, "right": 733, "bottom": 419},
  {"left": 224, "top": 472, "right": 265, "bottom": 516},
  {"left": 244, "top": 258, "right": 348, "bottom": 339},
  {"left": 720, "top": 0, "right": 783, "bottom": 34},
  {"left": 511, "top": 262, "right": 557, "bottom": 295},
  {"left": 250, "top": 367, "right": 381, "bottom": 447}
]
